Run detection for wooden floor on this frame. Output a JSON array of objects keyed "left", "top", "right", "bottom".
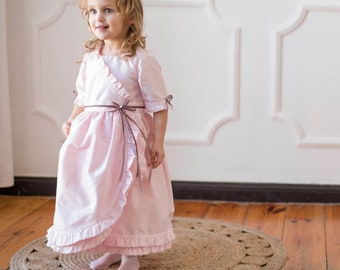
[{"left": 0, "top": 196, "right": 339, "bottom": 270}]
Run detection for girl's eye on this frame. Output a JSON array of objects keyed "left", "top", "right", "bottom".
[
  {"left": 88, "top": 9, "right": 97, "bottom": 15},
  {"left": 105, "top": 8, "right": 114, "bottom": 14}
]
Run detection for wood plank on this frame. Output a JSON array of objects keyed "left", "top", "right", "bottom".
[
  {"left": 0, "top": 196, "right": 52, "bottom": 233},
  {"left": 325, "top": 204, "right": 340, "bottom": 270},
  {"left": 0, "top": 199, "right": 55, "bottom": 268},
  {"left": 204, "top": 202, "right": 249, "bottom": 224},
  {"left": 243, "top": 203, "right": 287, "bottom": 240},
  {"left": 1, "top": 197, "right": 337, "bottom": 270},
  {"left": 281, "top": 204, "right": 326, "bottom": 270},
  {"left": 174, "top": 200, "right": 210, "bottom": 218}
]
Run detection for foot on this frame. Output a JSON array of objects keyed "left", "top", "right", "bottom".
[
  {"left": 90, "top": 253, "right": 121, "bottom": 270},
  {"left": 117, "top": 255, "right": 140, "bottom": 270}
]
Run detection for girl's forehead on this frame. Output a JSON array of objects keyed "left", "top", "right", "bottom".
[{"left": 87, "top": 0, "right": 117, "bottom": 6}]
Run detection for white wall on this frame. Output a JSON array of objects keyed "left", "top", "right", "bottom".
[
  {"left": 0, "top": 0, "right": 14, "bottom": 187},
  {"left": 6, "top": 0, "right": 340, "bottom": 185}
]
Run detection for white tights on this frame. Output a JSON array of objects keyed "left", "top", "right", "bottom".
[
  {"left": 118, "top": 255, "right": 140, "bottom": 270},
  {"left": 90, "top": 253, "right": 139, "bottom": 270}
]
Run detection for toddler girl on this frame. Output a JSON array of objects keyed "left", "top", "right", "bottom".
[{"left": 46, "top": 0, "right": 175, "bottom": 269}]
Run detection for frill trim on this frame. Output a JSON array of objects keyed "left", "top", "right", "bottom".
[
  {"left": 86, "top": 227, "right": 175, "bottom": 256},
  {"left": 104, "top": 227, "right": 175, "bottom": 248},
  {"left": 96, "top": 242, "right": 173, "bottom": 256},
  {"left": 47, "top": 224, "right": 175, "bottom": 255},
  {"left": 94, "top": 51, "right": 130, "bottom": 102},
  {"left": 46, "top": 211, "right": 118, "bottom": 252},
  {"left": 47, "top": 228, "right": 111, "bottom": 254}
]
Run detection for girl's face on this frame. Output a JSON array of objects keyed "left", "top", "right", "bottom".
[{"left": 87, "top": 0, "right": 128, "bottom": 45}]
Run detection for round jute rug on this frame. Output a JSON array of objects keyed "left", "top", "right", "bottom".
[{"left": 10, "top": 217, "right": 286, "bottom": 270}]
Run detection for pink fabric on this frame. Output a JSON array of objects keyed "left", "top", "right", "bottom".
[{"left": 46, "top": 49, "right": 175, "bottom": 255}]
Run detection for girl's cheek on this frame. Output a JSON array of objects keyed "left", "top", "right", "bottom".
[{"left": 88, "top": 19, "right": 95, "bottom": 30}]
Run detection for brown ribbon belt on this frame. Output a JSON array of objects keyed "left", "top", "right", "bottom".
[{"left": 84, "top": 101, "right": 152, "bottom": 187}]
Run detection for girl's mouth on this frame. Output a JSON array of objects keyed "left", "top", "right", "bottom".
[{"left": 95, "top": 25, "right": 109, "bottom": 31}]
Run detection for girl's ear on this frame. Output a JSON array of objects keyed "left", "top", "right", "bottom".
[{"left": 125, "top": 16, "right": 134, "bottom": 25}]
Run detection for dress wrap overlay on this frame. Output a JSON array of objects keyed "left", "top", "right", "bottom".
[{"left": 46, "top": 49, "right": 175, "bottom": 256}]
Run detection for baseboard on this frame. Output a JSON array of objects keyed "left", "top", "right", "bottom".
[
  {"left": 0, "top": 177, "right": 57, "bottom": 196},
  {"left": 172, "top": 181, "right": 340, "bottom": 203},
  {"left": 1, "top": 177, "right": 340, "bottom": 203}
]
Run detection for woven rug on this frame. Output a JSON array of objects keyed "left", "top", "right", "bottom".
[{"left": 10, "top": 217, "right": 286, "bottom": 270}]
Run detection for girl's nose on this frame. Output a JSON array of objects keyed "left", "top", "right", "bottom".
[{"left": 96, "top": 12, "right": 104, "bottom": 22}]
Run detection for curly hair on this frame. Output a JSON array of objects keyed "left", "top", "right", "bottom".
[{"left": 79, "top": 0, "right": 146, "bottom": 57}]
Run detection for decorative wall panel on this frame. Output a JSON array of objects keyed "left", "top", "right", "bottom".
[
  {"left": 272, "top": 5, "right": 340, "bottom": 147},
  {"left": 144, "top": 0, "right": 240, "bottom": 145},
  {"left": 32, "top": 0, "right": 88, "bottom": 141}
]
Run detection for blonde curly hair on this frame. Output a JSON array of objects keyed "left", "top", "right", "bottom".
[{"left": 79, "top": 0, "right": 146, "bottom": 57}]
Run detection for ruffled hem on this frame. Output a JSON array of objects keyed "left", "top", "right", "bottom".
[
  {"left": 104, "top": 227, "right": 175, "bottom": 248},
  {"left": 89, "top": 227, "right": 174, "bottom": 256},
  {"left": 95, "top": 242, "right": 173, "bottom": 256},
  {"left": 46, "top": 216, "right": 117, "bottom": 251},
  {"left": 47, "top": 226, "right": 175, "bottom": 255},
  {"left": 47, "top": 229, "right": 110, "bottom": 254}
]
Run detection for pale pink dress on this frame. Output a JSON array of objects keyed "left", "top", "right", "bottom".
[{"left": 46, "top": 48, "right": 175, "bottom": 255}]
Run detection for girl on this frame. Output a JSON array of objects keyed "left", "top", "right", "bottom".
[{"left": 46, "top": 0, "right": 175, "bottom": 269}]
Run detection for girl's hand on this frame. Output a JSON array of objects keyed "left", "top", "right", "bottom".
[
  {"left": 150, "top": 110, "right": 168, "bottom": 168},
  {"left": 62, "top": 121, "right": 72, "bottom": 137},
  {"left": 149, "top": 142, "right": 165, "bottom": 168},
  {"left": 61, "top": 104, "right": 84, "bottom": 137}
]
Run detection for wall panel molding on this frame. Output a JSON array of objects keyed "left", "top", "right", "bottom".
[
  {"left": 272, "top": 4, "right": 340, "bottom": 147},
  {"left": 32, "top": 0, "right": 75, "bottom": 141},
  {"left": 166, "top": 26, "right": 241, "bottom": 145},
  {"left": 150, "top": 0, "right": 241, "bottom": 145}
]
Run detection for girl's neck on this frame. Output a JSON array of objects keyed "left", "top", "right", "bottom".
[{"left": 100, "top": 41, "right": 122, "bottom": 56}]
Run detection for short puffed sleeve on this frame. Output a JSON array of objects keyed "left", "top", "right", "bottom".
[
  {"left": 73, "top": 54, "right": 87, "bottom": 107},
  {"left": 138, "top": 55, "right": 172, "bottom": 113}
]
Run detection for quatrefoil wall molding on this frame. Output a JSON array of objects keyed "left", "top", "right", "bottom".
[{"left": 272, "top": 4, "right": 340, "bottom": 147}]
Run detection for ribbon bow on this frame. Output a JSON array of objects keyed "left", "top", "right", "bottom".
[{"left": 110, "top": 101, "right": 152, "bottom": 187}]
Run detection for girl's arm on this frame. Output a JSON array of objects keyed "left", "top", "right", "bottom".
[
  {"left": 150, "top": 109, "right": 168, "bottom": 168},
  {"left": 62, "top": 104, "right": 84, "bottom": 137}
]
